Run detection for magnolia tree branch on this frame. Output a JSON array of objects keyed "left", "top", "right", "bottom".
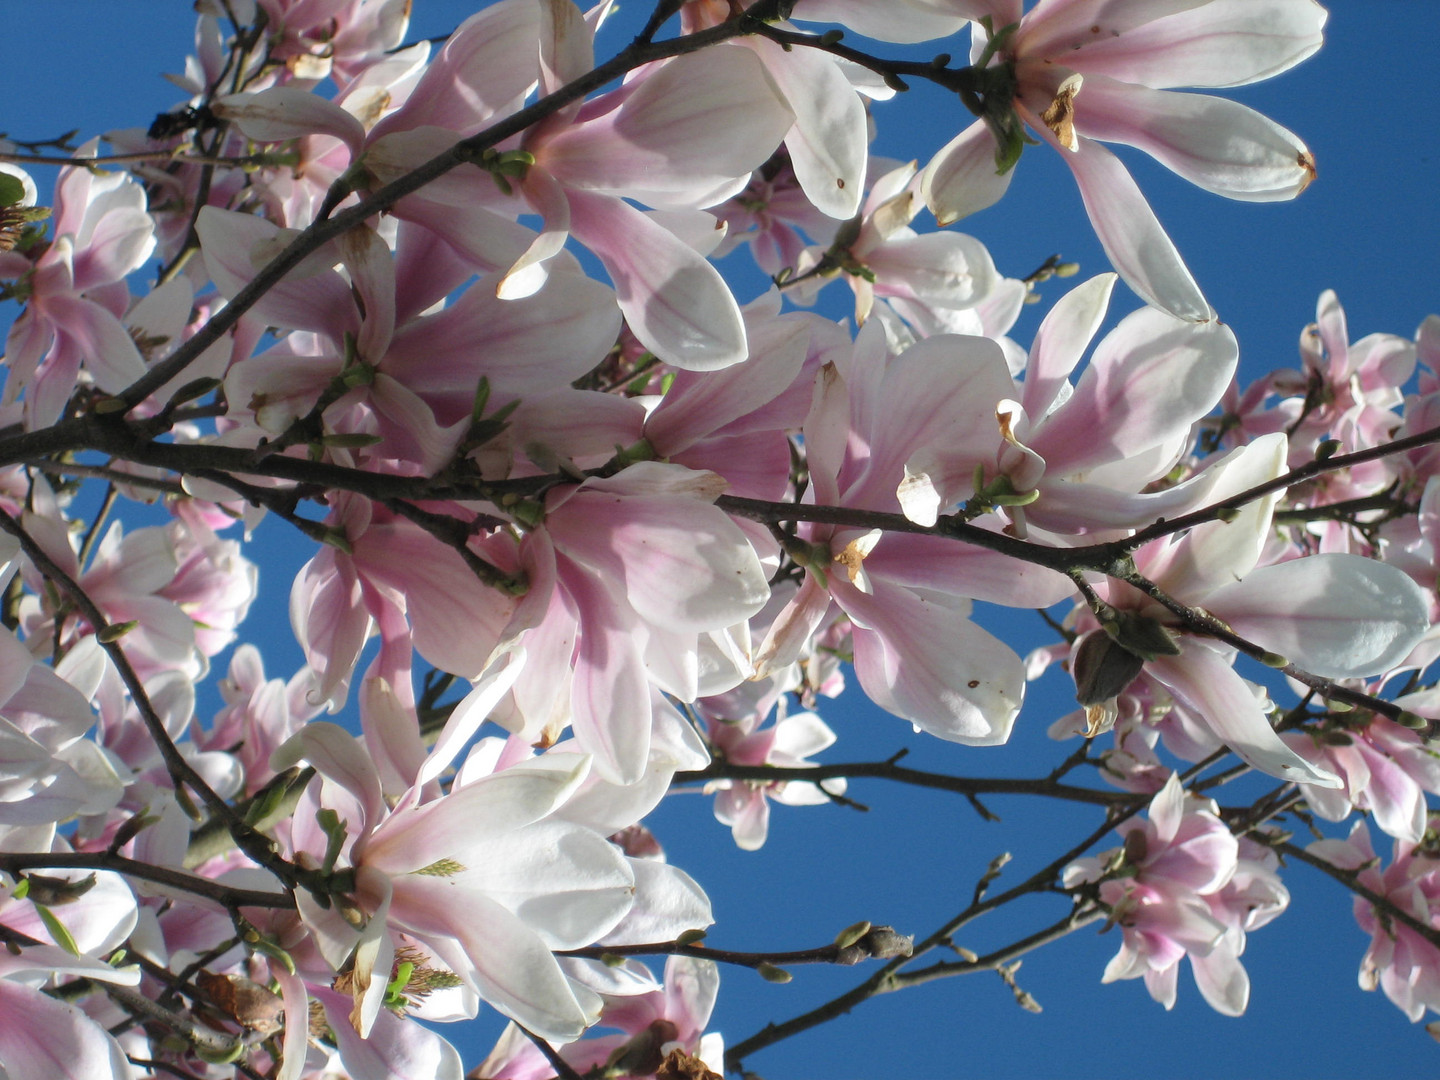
[
  {"left": 725, "top": 797, "right": 1146, "bottom": 1070},
  {"left": 0, "top": 851, "right": 292, "bottom": 910},
  {"left": 1117, "top": 566, "right": 1417, "bottom": 725},
  {"left": 1275, "top": 839, "right": 1440, "bottom": 952},
  {"left": 674, "top": 760, "right": 1130, "bottom": 807}
]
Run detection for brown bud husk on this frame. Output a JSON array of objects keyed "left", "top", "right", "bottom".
[{"left": 1072, "top": 629, "right": 1145, "bottom": 707}]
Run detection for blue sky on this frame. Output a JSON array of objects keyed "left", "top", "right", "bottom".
[{"left": 4, "top": 2, "right": 1439, "bottom": 1078}]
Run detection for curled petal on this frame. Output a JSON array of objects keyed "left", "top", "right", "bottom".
[{"left": 920, "top": 121, "right": 1015, "bottom": 226}]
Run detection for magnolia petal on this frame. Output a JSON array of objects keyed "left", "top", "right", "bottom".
[
  {"left": 542, "top": 48, "right": 793, "bottom": 198},
  {"left": 1016, "top": 0, "right": 1213, "bottom": 58},
  {"left": 1205, "top": 555, "right": 1431, "bottom": 678},
  {"left": 318, "top": 985, "right": 467, "bottom": 1080},
  {"left": 1148, "top": 647, "right": 1340, "bottom": 788},
  {"left": 401, "top": 887, "right": 590, "bottom": 1041},
  {"left": 1191, "top": 944, "right": 1250, "bottom": 1017},
  {"left": 863, "top": 533, "right": 1073, "bottom": 608},
  {"left": 856, "top": 333, "right": 1014, "bottom": 513},
  {"left": 1065, "top": 0, "right": 1326, "bottom": 89},
  {"left": 752, "top": 573, "right": 833, "bottom": 681},
  {"left": 374, "top": 0, "right": 540, "bottom": 137},
  {"left": 1075, "top": 78, "right": 1315, "bottom": 201},
  {"left": 1150, "top": 433, "right": 1288, "bottom": 597},
  {"left": 290, "top": 552, "right": 371, "bottom": 712},
  {"left": 196, "top": 207, "right": 360, "bottom": 337},
  {"left": 645, "top": 312, "right": 810, "bottom": 454},
  {"left": 418, "top": 648, "right": 527, "bottom": 788},
  {"left": 792, "top": 0, "right": 981, "bottom": 43},
  {"left": 842, "top": 579, "right": 1024, "bottom": 746},
  {"left": 366, "top": 753, "right": 592, "bottom": 873},
  {"left": 565, "top": 569, "right": 653, "bottom": 785},
  {"left": 498, "top": 168, "right": 572, "bottom": 300},
  {"left": 1028, "top": 306, "right": 1237, "bottom": 476},
  {"left": 273, "top": 720, "right": 385, "bottom": 830},
  {"left": 386, "top": 268, "right": 621, "bottom": 397},
  {"left": 1044, "top": 133, "right": 1212, "bottom": 322},
  {"left": 567, "top": 189, "right": 747, "bottom": 370},
  {"left": 452, "top": 821, "right": 634, "bottom": 949},
  {"left": 270, "top": 963, "right": 310, "bottom": 1080},
  {"left": 0, "top": 979, "right": 130, "bottom": 1080},
  {"left": 752, "top": 37, "right": 866, "bottom": 220},
  {"left": 549, "top": 483, "right": 769, "bottom": 634},
  {"left": 338, "top": 225, "right": 397, "bottom": 362},
  {"left": 353, "top": 523, "right": 517, "bottom": 680},
  {"left": 920, "top": 120, "right": 1015, "bottom": 226},
  {"left": 600, "top": 859, "right": 714, "bottom": 945},
  {"left": 1021, "top": 273, "right": 1116, "bottom": 422},
  {"left": 46, "top": 295, "right": 146, "bottom": 395},
  {"left": 539, "top": 0, "right": 593, "bottom": 97},
  {"left": 213, "top": 87, "right": 367, "bottom": 158}
]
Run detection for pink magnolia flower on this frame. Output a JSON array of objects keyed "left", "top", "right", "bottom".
[
  {"left": 921, "top": 0, "right": 1326, "bottom": 320},
  {"left": 1286, "top": 697, "right": 1440, "bottom": 847},
  {"left": 1077, "top": 432, "right": 1426, "bottom": 786},
  {"left": 496, "top": 13, "right": 796, "bottom": 369},
  {"left": 252, "top": 0, "right": 412, "bottom": 87},
  {"left": 1310, "top": 819, "right": 1440, "bottom": 1023},
  {"left": 274, "top": 657, "right": 638, "bottom": 1042},
  {"left": 0, "top": 149, "right": 155, "bottom": 426},
  {"left": 682, "top": 0, "right": 871, "bottom": 220},
  {"left": 697, "top": 681, "right": 844, "bottom": 851},
  {"left": 896, "top": 272, "right": 1239, "bottom": 536},
  {"left": 506, "top": 461, "right": 771, "bottom": 785},
  {"left": 1270, "top": 288, "right": 1416, "bottom": 467},
  {"left": 754, "top": 328, "right": 1072, "bottom": 745},
  {"left": 1065, "top": 773, "right": 1244, "bottom": 1012},
  {"left": 790, "top": 161, "right": 999, "bottom": 328}
]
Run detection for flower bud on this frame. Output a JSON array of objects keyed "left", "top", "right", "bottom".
[{"left": 859, "top": 925, "right": 914, "bottom": 959}]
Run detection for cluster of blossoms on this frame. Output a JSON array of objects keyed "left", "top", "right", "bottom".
[{"left": 0, "top": 1, "right": 1438, "bottom": 1077}]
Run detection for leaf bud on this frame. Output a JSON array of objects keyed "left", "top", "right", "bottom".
[
  {"left": 166, "top": 377, "right": 223, "bottom": 408},
  {"left": 1213, "top": 505, "right": 1241, "bottom": 524},
  {"left": 97, "top": 620, "right": 140, "bottom": 643},
  {"left": 757, "top": 962, "right": 792, "bottom": 983},
  {"left": 819, "top": 28, "right": 844, "bottom": 45},
  {"left": 320, "top": 432, "right": 385, "bottom": 448},
  {"left": 676, "top": 928, "right": 708, "bottom": 946},
  {"left": 195, "top": 1041, "right": 245, "bottom": 1065},
  {"left": 833, "top": 920, "right": 872, "bottom": 950},
  {"left": 509, "top": 499, "right": 546, "bottom": 529},
  {"left": 1314, "top": 438, "right": 1342, "bottom": 461},
  {"left": 1396, "top": 710, "right": 1431, "bottom": 731},
  {"left": 1258, "top": 651, "right": 1289, "bottom": 668}
]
